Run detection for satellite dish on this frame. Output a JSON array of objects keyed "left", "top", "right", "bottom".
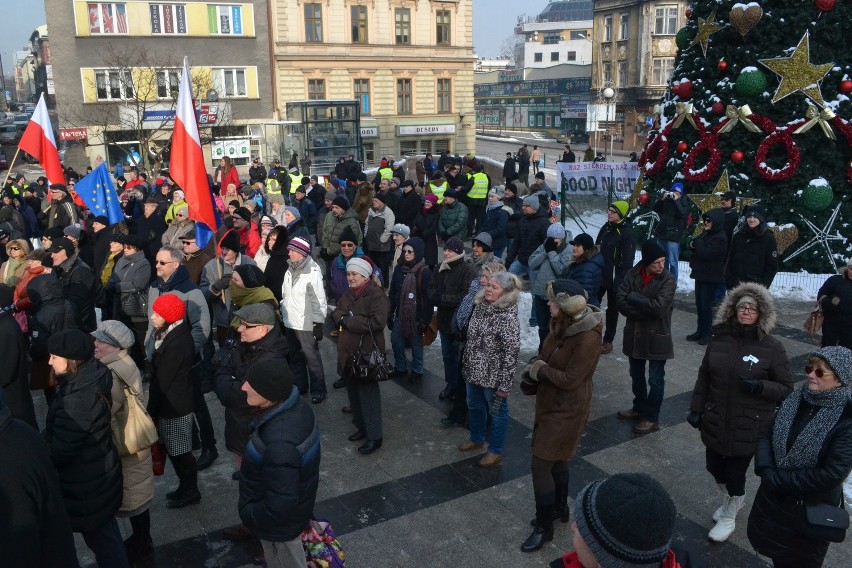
[{"left": 206, "top": 89, "right": 219, "bottom": 102}]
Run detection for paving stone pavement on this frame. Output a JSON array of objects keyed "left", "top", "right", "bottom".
[{"left": 50, "top": 293, "right": 851, "bottom": 567}]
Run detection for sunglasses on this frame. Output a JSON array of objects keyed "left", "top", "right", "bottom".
[
  {"left": 9, "top": 246, "right": 20, "bottom": 251},
  {"left": 155, "top": 260, "right": 177, "bottom": 266},
  {"left": 607, "top": 208, "right": 618, "bottom": 214},
  {"left": 176, "top": 213, "right": 186, "bottom": 217},
  {"left": 181, "top": 240, "right": 195, "bottom": 245},
  {"left": 805, "top": 365, "right": 833, "bottom": 378},
  {"left": 340, "top": 243, "right": 355, "bottom": 248},
  {"left": 403, "top": 249, "right": 415, "bottom": 254}
]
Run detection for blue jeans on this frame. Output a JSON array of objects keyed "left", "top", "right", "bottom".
[
  {"left": 81, "top": 518, "right": 129, "bottom": 568},
  {"left": 391, "top": 319, "right": 424, "bottom": 374},
  {"left": 440, "top": 331, "right": 461, "bottom": 388},
  {"left": 466, "top": 383, "right": 509, "bottom": 455},
  {"left": 656, "top": 238, "right": 680, "bottom": 283},
  {"left": 628, "top": 357, "right": 666, "bottom": 423},
  {"left": 509, "top": 260, "right": 538, "bottom": 326}
]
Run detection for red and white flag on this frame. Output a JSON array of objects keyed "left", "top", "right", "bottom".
[
  {"left": 170, "top": 57, "right": 217, "bottom": 245},
  {"left": 18, "top": 92, "right": 65, "bottom": 185}
]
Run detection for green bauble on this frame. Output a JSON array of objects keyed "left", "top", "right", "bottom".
[
  {"left": 735, "top": 69, "right": 768, "bottom": 97},
  {"left": 676, "top": 27, "right": 691, "bottom": 50},
  {"left": 802, "top": 179, "right": 834, "bottom": 212}
]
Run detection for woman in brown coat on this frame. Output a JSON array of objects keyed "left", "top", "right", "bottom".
[
  {"left": 519, "top": 278, "right": 603, "bottom": 552},
  {"left": 332, "top": 257, "right": 389, "bottom": 454},
  {"left": 688, "top": 282, "right": 793, "bottom": 543}
]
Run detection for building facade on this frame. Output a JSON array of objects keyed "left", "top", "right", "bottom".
[
  {"left": 591, "top": 0, "right": 686, "bottom": 153},
  {"left": 45, "top": 0, "right": 274, "bottom": 172},
  {"left": 514, "top": 1, "right": 593, "bottom": 69},
  {"left": 29, "top": 26, "right": 54, "bottom": 108},
  {"left": 269, "top": 0, "right": 476, "bottom": 168},
  {"left": 14, "top": 50, "right": 36, "bottom": 105}
]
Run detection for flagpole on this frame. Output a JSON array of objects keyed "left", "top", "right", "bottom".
[{"left": 6, "top": 147, "right": 22, "bottom": 179}]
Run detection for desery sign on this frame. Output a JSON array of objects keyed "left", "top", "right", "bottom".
[{"left": 555, "top": 161, "right": 639, "bottom": 200}]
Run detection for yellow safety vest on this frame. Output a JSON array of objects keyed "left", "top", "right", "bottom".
[
  {"left": 288, "top": 172, "right": 301, "bottom": 194},
  {"left": 430, "top": 181, "right": 448, "bottom": 203},
  {"left": 266, "top": 178, "right": 281, "bottom": 195},
  {"left": 378, "top": 167, "right": 393, "bottom": 181},
  {"left": 468, "top": 173, "right": 489, "bottom": 199}
]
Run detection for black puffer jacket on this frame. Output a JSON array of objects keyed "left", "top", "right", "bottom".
[
  {"left": 818, "top": 270, "right": 852, "bottom": 321},
  {"left": 504, "top": 196, "right": 524, "bottom": 241},
  {"left": 595, "top": 217, "right": 636, "bottom": 292},
  {"left": 0, "top": 309, "right": 35, "bottom": 428},
  {"left": 239, "top": 386, "right": 320, "bottom": 541},
  {"left": 44, "top": 358, "right": 123, "bottom": 533},
  {"left": 27, "top": 275, "right": 76, "bottom": 391},
  {"left": 396, "top": 189, "right": 422, "bottom": 228},
  {"left": 507, "top": 208, "right": 550, "bottom": 266},
  {"left": 725, "top": 223, "right": 778, "bottom": 289},
  {"left": 652, "top": 193, "right": 690, "bottom": 242},
  {"left": 215, "top": 325, "right": 289, "bottom": 454},
  {"left": 53, "top": 255, "right": 97, "bottom": 332},
  {"left": 688, "top": 208, "right": 727, "bottom": 283},
  {"left": 428, "top": 255, "right": 478, "bottom": 335},
  {"left": 413, "top": 208, "right": 440, "bottom": 267},
  {"left": 149, "top": 322, "right": 195, "bottom": 419}
]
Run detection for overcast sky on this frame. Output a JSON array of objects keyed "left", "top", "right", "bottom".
[{"left": 0, "top": 0, "right": 547, "bottom": 78}]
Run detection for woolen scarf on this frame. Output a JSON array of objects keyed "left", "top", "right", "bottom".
[
  {"left": 398, "top": 259, "right": 425, "bottom": 339},
  {"left": 100, "top": 252, "right": 120, "bottom": 286},
  {"left": 229, "top": 282, "right": 278, "bottom": 329},
  {"left": 772, "top": 384, "right": 851, "bottom": 470},
  {"left": 3, "top": 257, "right": 26, "bottom": 286}
]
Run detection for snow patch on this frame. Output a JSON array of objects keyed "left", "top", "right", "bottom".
[{"left": 809, "top": 178, "right": 830, "bottom": 187}]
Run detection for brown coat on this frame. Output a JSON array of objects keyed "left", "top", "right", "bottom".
[
  {"left": 617, "top": 265, "right": 676, "bottom": 360},
  {"left": 331, "top": 281, "right": 389, "bottom": 375},
  {"left": 353, "top": 183, "right": 375, "bottom": 224},
  {"left": 524, "top": 308, "right": 603, "bottom": 461},
  {"left": 689, "top": 282, "right": 794, "bottom": 457}
]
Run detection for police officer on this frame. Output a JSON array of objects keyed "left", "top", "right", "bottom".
[{"left": 464, "top": 164, "right": 490, "bottom": 237}]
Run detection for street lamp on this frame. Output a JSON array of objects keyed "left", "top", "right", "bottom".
[{"left": 600, "top": 82, "right": 618, "bottom": 160}]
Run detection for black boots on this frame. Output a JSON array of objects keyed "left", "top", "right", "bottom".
[
  {"left": 166, "top": 453, "right": 201, "bottom": 509},
  {"left": 521, "top": 493, "right": 556, "bottom": 552},
  {"left": 196, "top": 446, "right": 219, "bottom": 471},
  {"left": 124, "top": 510, "right": 153, "bottom": 564},
  {"left": 529, "top": 476, "right": 570, "bottom": 526}
]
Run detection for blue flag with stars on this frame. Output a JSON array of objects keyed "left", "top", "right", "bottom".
[{"left": 75, "top": 162, "right": 124, "bottom": 225}]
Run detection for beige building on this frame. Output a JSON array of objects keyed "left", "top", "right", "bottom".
[
  {"left": 591, "top": 0, "right": 686, "bottom": 153},
  {"left": 269, "top": 0, "right": 476, "bottom": 167}
]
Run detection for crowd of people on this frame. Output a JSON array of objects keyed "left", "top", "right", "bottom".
[{"left": 0, "top": 151, "right": 850, "bottom": 568}]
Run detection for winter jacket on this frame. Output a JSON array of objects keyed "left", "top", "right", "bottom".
[
  {"left": 184, "top": 240, "right": 217, "bottom": 287},
  {"left": 504, "top": 196, "right": 524, "bottom": 241},
  {"left": 330, "top": 248, "right": 383, "bottom": 304},
  {"left": 214, "top": 325, "right": 289, "bottom": 454},
  {"left": 0, "top": 404, "right": 78, "bottom": 568},
  {"left": 147, "top": 265, "right": 211, "bottom": 355},
  {"left": 522, "top": 308, "right": 603, "bottom": 461},
  {"left": 428, "top": 255, "right": 478, "bottom": 335},
  {"left": 595, "top": 217, "right": 636, "bottom": 292},
  {"left": 652, "top": 194, "right": 690, "bottom": 242},
  {"left": 528, "top": 241, "right": 572, "bottom": 298},
  {"left": 133, "top": 212, "right": 167, "bottom": 261},
  {"left": 818, "top": 270, "right": 852, "bottom": 338},
  {"left": 482, "top": 202, "right": 510, "bottom": 253},
  {"left": 148, "top": 322, "right": 195, "bottom": 419},
  {"left": 0, "top": 310, "right": 36, "bottom": 428},
  {"left": 45, "top": 195, "right": 79, "bottom": 229},
  {"left": 263, "top": 251, "right": 290, "bottom": 305},
  {"left": 44, "top": 358, "right": 123, "bottom": 533},
  {"left": 389, "top": 256, "right": 433, "bottom": 326},
  {"left": 161, "top": 218, "right": 195, "bottom": 249},
  {"left": 295, "top": 197, "right": 319, "bottom": 234},
  {"left": 281, "top": 258, "right": 327, "bottom": 331},
  {"left": 331, "top": 282, "right": 389, "bottom": 375},
  {"left": 109, "top": 250, "right": 151, "bottom": 322},
  {"left": 396, "top": 189, "right": 423, "bottom": 227},
  {"left": 725, "top": 223, "right": 778, "bottom": 289},
  {"left": 617, "top": 264, "right": 676, "bottom": 360},
  {"left": 286, "top": 218, "right": 309, "bottom": 241},
  {"left": 201, "top": 254, "right": 257, "bottom": 328},
  {"left": 721, "top": 206, "right": 738, "bottom": 245},
  {"left": 102, "top": 348, "right": 155, "bottom": 515},
  {"left": 239, "top": 386, "right": 320, "bottom": 541},
  {"left": 690, "top": 283, "right": 794, "bottom": 457},
  {"left": 237, "top": 223, "right": 262, "bottom": 258},
  {"left": 27, "top": 275, "right": 76, "bottom": 391},
  {"left": 91, "top": 226, "right": 113, "bottom": 277},
  {"left": 321, "top": 208, "right": 363, "bottom": 257},
  {"left": 688, "top": 208, "right": 728, "bottom": 283},
  {"left": 365, "top": 205, "right": 395, "bottom": 253},
  {"left": 502, "top": 157, "right": 517, "bottom": 181},
  {"left": 413, "top": 207, "right": 440, "bottom": 266},
  {"left": 507, "top": 209, "right": 551, "bottom": 266},
  {"left": 438, "top": 200, "right": 469, "bottom": 241},
  {"left": 565, "top": 247, "right": 605, "bottom": 307},
  {"left": 353, "top": 183, "right": 375, "bottom": 224},
  {"left": 53, "top": 254, "right": 97, "bottom": 332},
  {"left": 461, "top": 287, "right": 520, "bottom": 393}
]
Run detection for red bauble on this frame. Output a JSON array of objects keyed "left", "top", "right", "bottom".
[
  {"left": 711, "top": 102, "right": 725, "bottom": 114},
  {"left": 717, "top": 61, "right": 728, "bottom": 71},
  {"left": 731, "top": 150, "right": 745, "bottom": 163},
  {"left": 638, "top": 192, "right": 650, "bottom": 205},
  {"left": 677, "top": 141, "right": 689, "bottom": 153},
  {"left": 672, "top": 84, "right": 681, "bottom": 95},
  {"left": 686, "top": 7, "right": 693, "bottom": 18},
  {"left": 840, "top": 80, "right": 852, "bottom": 94},
  {"left": 815, "top": 0, "right": 836, "bottom": 12},
  {"left": 677, "top": 80, "right": 694, "bottom": 100}
]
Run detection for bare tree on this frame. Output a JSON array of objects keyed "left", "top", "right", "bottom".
[{"left": 499, "top": 34, "right": 524, "bottom": 68}]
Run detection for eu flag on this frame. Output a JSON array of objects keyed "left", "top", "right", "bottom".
[{"left": 75, "top": 162, "right": 124, "bottom": 225}]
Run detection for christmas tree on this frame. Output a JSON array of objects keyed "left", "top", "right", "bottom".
[{"left": 635, "top": 0, "right": 852, "bottom": 273}]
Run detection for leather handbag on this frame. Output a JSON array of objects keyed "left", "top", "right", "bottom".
[
  {"left": 120, "top": 290, "right": 149, "bottom": 319},
  {"left": 110, "top": 369, "right": 159, "bottom": 457},
  {"left": 800, "top": 500, "right": 849, "bottom": 543},
  {"left": 347, "top": 322, "right": 390, "bottom": 382},
  {"left": 802, "top": 296, "right": 826, "bottom": 336},
  {"left": 421, "top": 313, "right": 439, "bottom": 346}
]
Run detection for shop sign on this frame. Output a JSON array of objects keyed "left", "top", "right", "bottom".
[
  {"left": 360, "top": 127, "right": 379, "bottom": 138},
  {"left": 398, "top": 124, "right": 456, "bottom": 136},
  {"left": 59, "top": 128, "right": 88, "bottom": 141}
]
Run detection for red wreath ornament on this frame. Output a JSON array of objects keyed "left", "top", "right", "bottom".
[
  {"left": 640, "top": 121, "right": 674, "bottom": 177},
  {"left": 683, "top": 130, "right": 723, "bottom": 182},
  {"left": 754, "top": 126, "right": 801, "bottom": 181}
]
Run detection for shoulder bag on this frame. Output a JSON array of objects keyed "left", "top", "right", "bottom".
[
  {"left": 120, "top": 290, "right": 149, "bottom": 319},
  {"left": 346, "top": 321, "right": 390, "bottom": 382},
  {"left": 110, "top": 368, "right": 159, "bottom": 456},
  {"left": 800, "top": 498, "right": 848, "bottom": 543},
  {"left": 802, "top": 295, "right": 826, "bottom": 336}
]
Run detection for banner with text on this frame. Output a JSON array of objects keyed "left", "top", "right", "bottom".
[{"left": 555, "top": 161, "right": 639, "bottom": 201}]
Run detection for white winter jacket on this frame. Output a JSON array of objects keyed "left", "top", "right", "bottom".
[{"left": 280, "top": 258, "right": 327, "bottom": 331}]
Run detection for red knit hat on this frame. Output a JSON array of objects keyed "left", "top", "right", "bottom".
[{"left": 152, "top": 293, "right": 186, "bottom": 324}]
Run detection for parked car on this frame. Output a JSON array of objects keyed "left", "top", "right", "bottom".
[
  {"left": 0, "top": 124, "right": 20, "bottom": 144},
  {"left": 13, "top": 114, "right": 29, "bottom": 128}
]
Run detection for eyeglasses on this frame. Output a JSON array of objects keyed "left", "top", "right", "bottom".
[
  {"left": 340, "top": 243, "right": 355, "bottom": 248},
  {"left": 155, "top": 260, "right": 177, "bottom": 266},
  {"left": 805, "top": 365, "right": 833, "bottom": 378},
  {"left": 238, "top": 322, "right": 264, "bottom": 329},
  {"left": 736, "top": 305, "right": 758, "bottom": 314}
]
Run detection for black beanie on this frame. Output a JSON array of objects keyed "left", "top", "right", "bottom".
[
  {"left": 234, "top": 264, "right": 265, "bottom": 289},
  {"left": 220, "top": 230, "right": 241, "bottom": 253},
  {"left": 338, "top": 225, "right": 359, "bottom": 245},
  {"left": 640, "top": 240, "right": 667, "bottom": 266},
  {"left": 332, "top": 196, "right": 350, "bottom": 210},
  {"left": 245, "top": 359, "right": 293, "bottom": 403},
  {"left": 575, "top": 473, "right": 676, "bottom": 567},
  {"left": 47, "top": 329, "right": 95, "bottom": 361},
  {"left": 0, "top": 283, "right": 13, "bottom": 308}
]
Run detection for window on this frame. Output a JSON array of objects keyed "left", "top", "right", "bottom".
[
  {"left": 150, "top": 3, "right": 186, "bottom": 34},
  {"left": 436, "top": 10, "right": 451, "bottom": 45},
  {"left": 395, "top": 8, "right": 410, "bottom": 45},
  {"left": 543, "top": 32, "right": 560, "bottom": 45},
  {"left": 654, "top": 6, "right": 678, "bottom": 35},
  {"left": 351, "top": 5, "right": 368, "bottom": 44},
  {"left": 618, "top": 61, "right": 628, "bottom": 87},
  {"left": 308, "top": 79, "right": 326, "bottom": 100},
  {"left": 156, "top": 69, "right": 180, "bottom": 98},
  {"left": 305, "top": 3, "right": 323, "bottom": 42},
  {"left": 652, "top": 57, "right": 675, "bottom": 84},
  {"left": 620, "top": 14, "right": 629, "bottom": 40},
  {"left": 216, "top": 68, "right": 247, "bottom": 97},
  {"left": 550, "top": 52, "right": 559, "bottom": 62},
  {"left": 569, "top": 30, "right": 586, "bottom": 40},
  {"left": 437, "top": 78, "right": 451, "bottom": 113},
  {"left": 208, "top": 5, "right": 243, "bottom": 35},
  {"left": 87, "top": 3, "right": 128, "bottom": 34},
  {"left": 567, "top": 51, "right": 577, "bottom": 61},
  {"left": 533, "top": 53, "right": 542, "bottom": 62},
  {"left": 604, "top": 15, "right": 612, "bottom": 42},
  {"left": 354, "top": 78, "right": 370, "bottom": 115},
  {"left": 603, "top": 62, "right": 612, "bottom": 84},
  {"left": 397, "top": 78, "right": 412, "bottom": 114},
  {"left": 95, "top": 69, "right": 133, "bottom": 100},
  {"left": 363, "top": 143, "right": 375, "bottom": 166}
]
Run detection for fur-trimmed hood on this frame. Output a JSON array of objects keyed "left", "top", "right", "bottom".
[
  {"left": 549, "top": 305, "right": 604, "bottom": 339},
  {"left": 569, "top": 245, "right": 601, "bottom": 265},
  {"left": 473, "top": 284, "right": 520, "bottom": 310},
  {"left": 714, "top": 281, "right": 777, "bottom": 334}
]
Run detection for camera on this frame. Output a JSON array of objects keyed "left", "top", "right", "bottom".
[{"left": 665, "top": 192, "right": 676, "bottom": 199}]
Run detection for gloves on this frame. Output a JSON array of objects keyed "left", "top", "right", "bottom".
[
  {"left": 761, "top": 467, "right": 784, "bottom": 492},
  {"left": 687, "top": 411, "right": 703, "bottom": 429},
  {"left": 313, "top": 323, "right": 324, "bottom": 341},
  {"left": 338, "top": 315, "right": 350, "bottom": 330},
  {"left": 544, "top": 238, "right": 558, "bottom": 253},
  {"left": 490, "top": 394, "right": 506, "bottom": 416},
  {"left": 211, "top": 273, "right": 232, "bottom": 294},
  {"left": 740, "top": 376, "right": 763, "bottom": 395},
  {"left": 416, "top": 321, "right": 428, "bottom": 336}
]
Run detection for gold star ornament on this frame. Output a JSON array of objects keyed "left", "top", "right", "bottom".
[
  {"left": 759, "top": 32, "right": 833, "bottom": 106},
  {"left": 689, "top": 10, "right": 724, "bottom": 57}
]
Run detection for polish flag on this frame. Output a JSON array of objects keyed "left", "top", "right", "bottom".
[
  {"left": 170, "top": 57, "right": 218, "bottom": 246},
  {"left": 18, "top": 93, "right": 65, "bottom": 185}
]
